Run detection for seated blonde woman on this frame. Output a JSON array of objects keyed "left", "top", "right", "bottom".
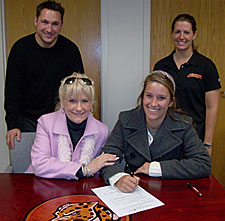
[{"left": 26, "top": 73, "right": 118, "bottom": 179}]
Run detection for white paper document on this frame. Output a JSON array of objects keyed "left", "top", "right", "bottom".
[{"left": 92, "top": 185, "right": 164, "bottom": 217}]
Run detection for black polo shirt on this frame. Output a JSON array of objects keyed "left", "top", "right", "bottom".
[{"left": 154, "top": 50, "right": 221, "bottom": 140}]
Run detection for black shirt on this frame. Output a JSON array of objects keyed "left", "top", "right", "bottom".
[
  {"left": 67, "top": 116, "right": 87, "bottom": 178},
  {"left": 154, "top": 50, "right": 221, "bottom": 140},
  {"left": 67, "top": 116, "right": 87, "bottom": 151},
  {"left": 5, "top": 33, "right": 84, "bottom": 130}
]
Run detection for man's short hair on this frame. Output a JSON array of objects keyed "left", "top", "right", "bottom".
[{"left": 36, "top": 0, "right": 65, "bottom": 22}]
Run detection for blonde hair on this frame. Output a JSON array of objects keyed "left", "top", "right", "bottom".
[
  {"left": 55, "top": 73, "right": 95, "bottom": 110},
  {"left": 137, "top": 70, "right": 175, "bottom": 107}
]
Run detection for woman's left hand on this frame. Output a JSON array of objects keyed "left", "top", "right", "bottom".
[
  {"left": 87, "top": 152, "right": 119, "bottom": 174},
  {"left": 205, "top": 146, "right": 212, "bottom": 156},
  {"left": 134, "top": 162, "right": 150, "bottom": 175}
]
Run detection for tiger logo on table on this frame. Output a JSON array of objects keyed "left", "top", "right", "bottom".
[{"left": 50, "top": 201, "right": 119, "bottom": 220}]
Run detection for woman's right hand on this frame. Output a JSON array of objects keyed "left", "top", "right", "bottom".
[
  {"left": 115, "top": 175, "right": 140, "bottom": 193},
  {"left": 87, "top": 152, "right": 119, "bottom": 175}
]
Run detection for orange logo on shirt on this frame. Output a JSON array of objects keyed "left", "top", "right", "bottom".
[{"left": 187, "top": 73, "right": 202, "bottom": 79}]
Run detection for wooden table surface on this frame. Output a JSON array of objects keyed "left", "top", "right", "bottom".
[{"left": 0, "top": 173, "right": 225, "bottom": 220}]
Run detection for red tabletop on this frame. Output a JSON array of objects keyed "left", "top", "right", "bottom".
[{"left": 0, "top": 173, "right": 224, "bottom": 220}]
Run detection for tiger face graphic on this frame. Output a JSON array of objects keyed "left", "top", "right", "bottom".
[{"left": 50, "top": 201, "right": 119, "bottom": 221}]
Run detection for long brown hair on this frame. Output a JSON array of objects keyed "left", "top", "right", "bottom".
[{"left": 137, "top": 71, "right": 188, "bottom": 123}]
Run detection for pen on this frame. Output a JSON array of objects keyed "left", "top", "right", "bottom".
[
  {"left": 187, "top": 183, "right": 202, "bottom": 197},
  {"left": 129, "top": 170, "right": 134, "bottom": 177},
  {"left": 125, "top": 164, "right": 134, "bottom": 177}
]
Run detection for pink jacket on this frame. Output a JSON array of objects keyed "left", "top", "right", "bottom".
[{"left": 26, "top": 110, "right": 109, "bottom": 180}]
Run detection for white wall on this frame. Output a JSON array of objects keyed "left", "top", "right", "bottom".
[
  {"left": 0, "top": 0, "right": 10, "bottom": 171},
  {"left": 101, "top": 0, "right": 150, "bottom": 130}
]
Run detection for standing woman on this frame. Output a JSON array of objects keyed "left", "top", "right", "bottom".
[
  {"left": 26, "top": 73, "right": 118, "bottom": 179},
  {"left": 154, "top": 14, "right": 221, "bottom": 155}
]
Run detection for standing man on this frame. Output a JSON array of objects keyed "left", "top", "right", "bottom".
[{"left": 5, "top": 0, "right": 84, "bottom": 148}]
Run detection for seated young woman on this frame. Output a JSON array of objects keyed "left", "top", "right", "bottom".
[
  {"left": 26, "top": 73, "right": 118, "bottom": 179},
  {"left": 101, "top": 70, "right": 211, "bottom": 193}
]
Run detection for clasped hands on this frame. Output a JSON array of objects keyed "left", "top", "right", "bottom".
[{"left": 115, "top": 162, "right": 150, "bottom": 193}]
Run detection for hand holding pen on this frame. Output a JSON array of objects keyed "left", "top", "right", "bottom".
[{"left": 115, "top": 164, "right": 140, "bottom": 193}]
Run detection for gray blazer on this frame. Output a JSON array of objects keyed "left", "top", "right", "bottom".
[{"left": 101, "top": 107, "right": 211, "bottom": 181}]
